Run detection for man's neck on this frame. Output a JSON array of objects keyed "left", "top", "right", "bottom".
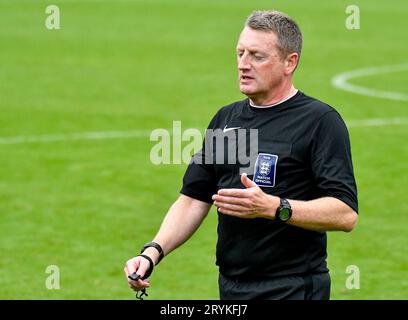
[{"left": 249, "top": 83, "right": 296, "bottom": 106}]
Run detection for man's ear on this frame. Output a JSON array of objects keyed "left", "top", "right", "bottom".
[{"left": 284, "top": 53, "right": 299, "bottom": 75}]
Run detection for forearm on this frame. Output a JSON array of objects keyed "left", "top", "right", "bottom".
[
  {"left": 285, "top": 197, "right": 358, "bottom": 232},
  {"left": 213, "top": 177, "right": 358, "bottom": 233},
  {"left": 143, "top": 194, "right": 211, "bottom": 264}
]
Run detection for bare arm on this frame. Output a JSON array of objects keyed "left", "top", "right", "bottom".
[
  {"left": 148, "top": 194, "right": 212, "bottom": 262},
  {"left": 286, "top": 197, "right": 357, "bottom": 232},
  {"left": 213, "top": 173, "right": 358, "bottom": 232},
  {"left": 124, "top": 194, "right": 211, "bottom": 291}
]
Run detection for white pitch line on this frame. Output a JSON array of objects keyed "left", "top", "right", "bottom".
[
  {"left": 0, "top": 130, "right": 152, "bottom": 145},
  {"left": 331, "top": 64, "right": 408, "bottom": 101},
  {"left": 347, "top": 117, "right": 408, "bottom": 128},
  {"left": 0, "top": 117, "right": 407, "bottom": 145}
]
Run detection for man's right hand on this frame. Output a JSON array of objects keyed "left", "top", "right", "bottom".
[
  {"left": 124, "top": 247, "right": 160, "bottom": 291},
  {"left": 123, "top": 195, "right": 211, "bottom": 293},
  {"left": 124, "top": 256, "right": 152, "bottom": 292}
]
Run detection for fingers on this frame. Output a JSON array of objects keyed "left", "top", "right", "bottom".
[
  {"left": 217, "top": 176, "right": 258, "bottom": 197},
  {"left": 218, "top": 207, "right": 254, "bottom": 218},
  {"left": 214, "top": 182, "right": 255, "bottom": 214},
  {"left": 213, "top": 200, "right": 249, "bottom": 212},
  {"left": 124, "top": 257, "right": 151, "bottom": 291},
  {"left": 212, "top": 194, "right": 250, "bottom": 206},
  {"left": 217, "top": 188, "right": 248, "bottom": 197}
]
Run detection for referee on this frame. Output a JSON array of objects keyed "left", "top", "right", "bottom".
[{"left": 124, "top": 10, "right": 358, "bottom": 300}]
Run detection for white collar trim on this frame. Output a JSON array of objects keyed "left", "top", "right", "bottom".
[{"left": 249, "top": 89, "right": 299, "bottom": 108}]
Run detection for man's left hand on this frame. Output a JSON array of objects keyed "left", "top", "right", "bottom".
[{"left": 212, "top": 173, "right": 279, "bottom": 219}]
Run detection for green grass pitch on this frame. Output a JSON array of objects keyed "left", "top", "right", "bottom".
[{"left": 0, "top": 0, "right": 407, "bottom": 299}]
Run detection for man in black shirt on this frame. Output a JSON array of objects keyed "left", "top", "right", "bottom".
[{"left": 124, "top": 10, "right": 358, "bottom": 300}]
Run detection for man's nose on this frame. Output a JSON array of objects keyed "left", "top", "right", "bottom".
[{"left": 238, "top": 53, "right": 251, "bottom": 70}]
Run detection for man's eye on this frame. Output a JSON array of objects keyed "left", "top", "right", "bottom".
[{"left": 254, "top": 55, "right": 264, "bottom": 60}]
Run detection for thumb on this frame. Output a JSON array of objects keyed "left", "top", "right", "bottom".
[
  {"left": 136, "top": 257, "right": 152, "bottom": 279},
  {"left": 241, "top": 173, "right": 257, "bottom": 188}
]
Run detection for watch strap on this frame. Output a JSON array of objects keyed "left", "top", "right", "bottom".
[
  {"left": 280, "top": 198, "right": 290, "bottom": 207},
  {"left": 141, "top": 241, "right": 164, "bottom": 265}
]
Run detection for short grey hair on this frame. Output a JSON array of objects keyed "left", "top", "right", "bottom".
[{"left": 246, "top": 10, "right": 303, "bottom": 61}]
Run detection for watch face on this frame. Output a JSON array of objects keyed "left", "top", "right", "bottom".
[{"left": 279, "top": 208, "right": 291, "bottom": 221}]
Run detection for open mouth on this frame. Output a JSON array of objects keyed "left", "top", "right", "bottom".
[{"left": 241, "top": 75, "right": 254, "bottom": 81}]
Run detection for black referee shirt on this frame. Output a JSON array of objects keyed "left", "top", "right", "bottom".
[{"left": 180, "top": 91, "right": 358, "bottom": 279}]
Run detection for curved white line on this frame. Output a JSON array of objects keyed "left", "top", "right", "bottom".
[{"left": 331, "top": 64, "right": 408, "bottom": 101}]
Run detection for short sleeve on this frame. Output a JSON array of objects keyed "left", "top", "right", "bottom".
[
  {"left": 179, "top": 112, "right": 220, "bottom": 204},
  {"left": 310, "top": 111, "right": 358, "bottom": 213}
]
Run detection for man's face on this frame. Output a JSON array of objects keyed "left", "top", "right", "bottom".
[{"left": 236, "top": 27, "right": 287, "bottom": 99}]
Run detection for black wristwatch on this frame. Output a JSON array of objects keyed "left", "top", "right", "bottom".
[
  {"left": 141, "top": 241, "right": 165, "bottom": 265},
  {"left": 275, "top": 198, "right": 292, "bottom": 222}
]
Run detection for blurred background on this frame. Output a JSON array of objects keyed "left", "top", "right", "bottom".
[{"left": 0, "top": 0, "right": 407, "bottom": 299}]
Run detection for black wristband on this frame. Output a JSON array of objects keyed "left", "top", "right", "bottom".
[
  {"left": 141, "top": 241, "right": 165, "bottom": 265},
  {"left": 138, "top": 254, "right": 154, "bottom": 280}
]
